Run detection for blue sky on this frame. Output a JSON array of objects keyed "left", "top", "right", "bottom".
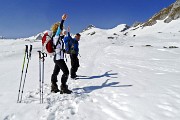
[{"left": 0, "top": 0, "right": 175, "bottom": 38}]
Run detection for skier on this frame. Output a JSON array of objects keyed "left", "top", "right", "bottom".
[
  {"left": 51, "top": 14, "right": 72, "bottom": 94},
  {"left": 64, "top": 27, "right": 81, "bottom": 79}
]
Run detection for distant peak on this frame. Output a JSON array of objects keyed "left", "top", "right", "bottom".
[
  {"left": 87, "top": 24, "right": 96, "bottom": 28},
  {"left": 112, "top": 24, "right": 130, "bottom": 32},
  {"left": 82, "top": 24, "right": 96, "bottom": 32},
  {"left": 0, "top": 36, "right": 6, "bottom": 39}
]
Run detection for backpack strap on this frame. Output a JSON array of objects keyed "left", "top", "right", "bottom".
[
  {"left": 53, "top": 35, "right": 61, "bottom": 49},
  {"left": 54, "top": 35, "right": 65, "bottom": 52}
]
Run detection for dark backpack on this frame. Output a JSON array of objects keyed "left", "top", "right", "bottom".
[{"left": 64, "top": 36, "right": 75, "bottom": 54}]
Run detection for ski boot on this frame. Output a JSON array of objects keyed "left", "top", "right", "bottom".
[
  {"left": 51, "top": 82, "right": 60, "bottom": 93},
  {"left": 71, "top": 74, "right": 78, "bottom": 80},
  {"left": 60, "top": 85, "right": 72, "bottom": 94}
]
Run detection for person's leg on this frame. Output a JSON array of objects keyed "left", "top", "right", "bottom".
[
  {"left": 55, "top": 60, "right": 69, "bottom": 86},
  {"left": 58, "top": 60, "right": 69, "bottom": 87},
  {"left": 51, "top": 64, "right": 60, "bottom": 83},
  {"left": 55, "top": 60, "right": 72, "bottom": 94},
  {"left": 73, "top": 56, "right": 80, "bottom": 77},
  {"left": 74, "top": 57, "right": 80, "bottom": 74},
  {"left": 70, "top": 54, "right": 77, "bottom": 78},
  {"left": 51, "top": 64, "right": 60, "bottom": 93}
]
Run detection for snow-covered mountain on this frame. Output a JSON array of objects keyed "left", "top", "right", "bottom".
[
  {"left": 26, "top": 33, "right": 43, "bottom": 41},
  {"left": 143, "top": 0, "right": 180, "bottom": 26},
  {"left": 80, "top": 0, "right": 180, "bottom": 38},
  {"left": 0, "top": 36, "right": 6, "bottom": 39},
  {"left": 0, "top": 1, "right": 180, "bottom": 120}
]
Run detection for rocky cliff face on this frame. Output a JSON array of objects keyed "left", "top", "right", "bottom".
[{"left": 143, "top": 0, "right": 180, "bottom": 26}]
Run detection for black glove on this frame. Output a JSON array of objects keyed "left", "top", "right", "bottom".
[{"left": 63, "top": 49, "right": 66, "bottom": 53}]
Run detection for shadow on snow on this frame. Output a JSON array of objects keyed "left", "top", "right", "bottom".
[
  {"left": 73, "top": 79, "right": 133, "bottom": 94},
  {"left": 77, "top": 70, "right": 118, "bottom": 80}
]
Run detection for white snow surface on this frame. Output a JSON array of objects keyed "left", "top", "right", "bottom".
[{"left": 0, "top": 19, "right": 180, "bottom": 120}]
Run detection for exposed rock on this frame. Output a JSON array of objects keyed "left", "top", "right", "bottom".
[
  {"left": 82, "top": 24, "right": 96, "bottom": 32},
  {"left": 90, "top": 31, "right": 96, "bottom": 35},
  {"left": 107, "top": 37, "right": 115, "bottom": 39},
  {"left": 113, "top": 33, "right": 118, "bottom": 35},
  {"left": 120, "top": 25, "right": 130, "bottom": 32},
  {"left": 169, "top": 46, "right": 179, "bottom": 48},
  {"left": 143, "top": 0, "right": 180, "bottom": 27}
]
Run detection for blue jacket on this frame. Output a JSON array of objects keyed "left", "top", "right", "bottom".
[{"left": 64, "top": 32, "right": 79, "bottom": 56}]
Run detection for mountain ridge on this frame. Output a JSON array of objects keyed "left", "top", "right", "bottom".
[{"left": 143, "top": 0, "right": 180, "bottom": 26}]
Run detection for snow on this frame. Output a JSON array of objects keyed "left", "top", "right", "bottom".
[{"left": 0, "top": 19, "right": 180, "bottom": 120}]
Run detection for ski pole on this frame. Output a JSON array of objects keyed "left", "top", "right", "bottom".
[
  {"left": 42, "top": 53, "right": 44, "bottom": 103},
  {"left": 19, "top": 45, "right": 32, "bottom": 103},
  {"left": 37, "top": 51, "right": 42, "bottom": 103},
  {"left": 41, "top": 52, "right": 47, "bottom": 103},
  {"left": 17, "top": 45, "right": 28, "bottom": 103}
]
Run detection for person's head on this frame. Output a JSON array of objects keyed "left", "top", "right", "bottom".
[
  {"left": 63, "top": 30, "right": 67, "bottom": 36},
  {"left": 75, "top": 33, "right": 81, "bottom": 41},
  {"left": 51, "top": 22, "right": 60, "bottom": 33}
]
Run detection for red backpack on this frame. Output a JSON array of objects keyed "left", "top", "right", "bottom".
[{"left": 42, "top": 31, "right": 55, "bottom": 56}]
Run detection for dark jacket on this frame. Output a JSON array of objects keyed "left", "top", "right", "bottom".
[{"left": 64, "top": 32, "right": 79, "bottom": 56}]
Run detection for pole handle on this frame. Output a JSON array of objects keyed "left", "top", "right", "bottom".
[
  {"left": 42, "top": 53, "right": 47, "bottom": 57},
  {"left": 37, "top": 51, "right": 42, "bottom": 59},
  {"left": 25, "top": 45, "right": 28, "bottom": 59},
  {"left": 42, "top": 53, "right": 47, "bottom": 61},
  {"left": 29, "top": 45, "right": 33, "bottom": 59}
]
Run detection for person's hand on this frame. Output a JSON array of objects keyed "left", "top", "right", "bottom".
[
  {"left": 67, "top": 26, "right": 70, "bottom": 32},
  {"left": 62, "top": 14, "right": 68, "bottom": 20},
  {"left": 63, "top": 49, "right": 66, "bottom": 53}
]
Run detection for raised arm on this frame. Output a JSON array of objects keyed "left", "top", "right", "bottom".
[
  {"left": 67, "top": 26, "right": 72, "bottom": 39},
  {"left": 60, "top": 20, "right": 64, "bottom": 30},
  {"left": 55, "top": 14, "right": 67, "bottom": 36}
]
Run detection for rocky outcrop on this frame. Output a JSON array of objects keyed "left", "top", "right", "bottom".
[
  {"left": 143, "top": 0, "right": 180, "bottom": 26},
  {"left": 82, "top": 24, "right": 96, "bottom": 32}
]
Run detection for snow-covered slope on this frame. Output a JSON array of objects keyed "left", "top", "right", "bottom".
[{"left": 0, "top": 17, "right": 180, "bottom": 120}]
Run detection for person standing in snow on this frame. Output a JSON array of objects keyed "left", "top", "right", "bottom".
[
  {"left": 64, "top": 27, "right": 81, "bottom": 79},
  {"left": 51, "top": 14, "right": 72, "bottom": 94}
]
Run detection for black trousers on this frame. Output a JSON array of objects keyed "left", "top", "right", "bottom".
[
  {"left": 70, "top": 54, "right": 80, "bottom": 77},
  {"left": 51, "top": 59, "right": 69, "bottom": 86}
]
